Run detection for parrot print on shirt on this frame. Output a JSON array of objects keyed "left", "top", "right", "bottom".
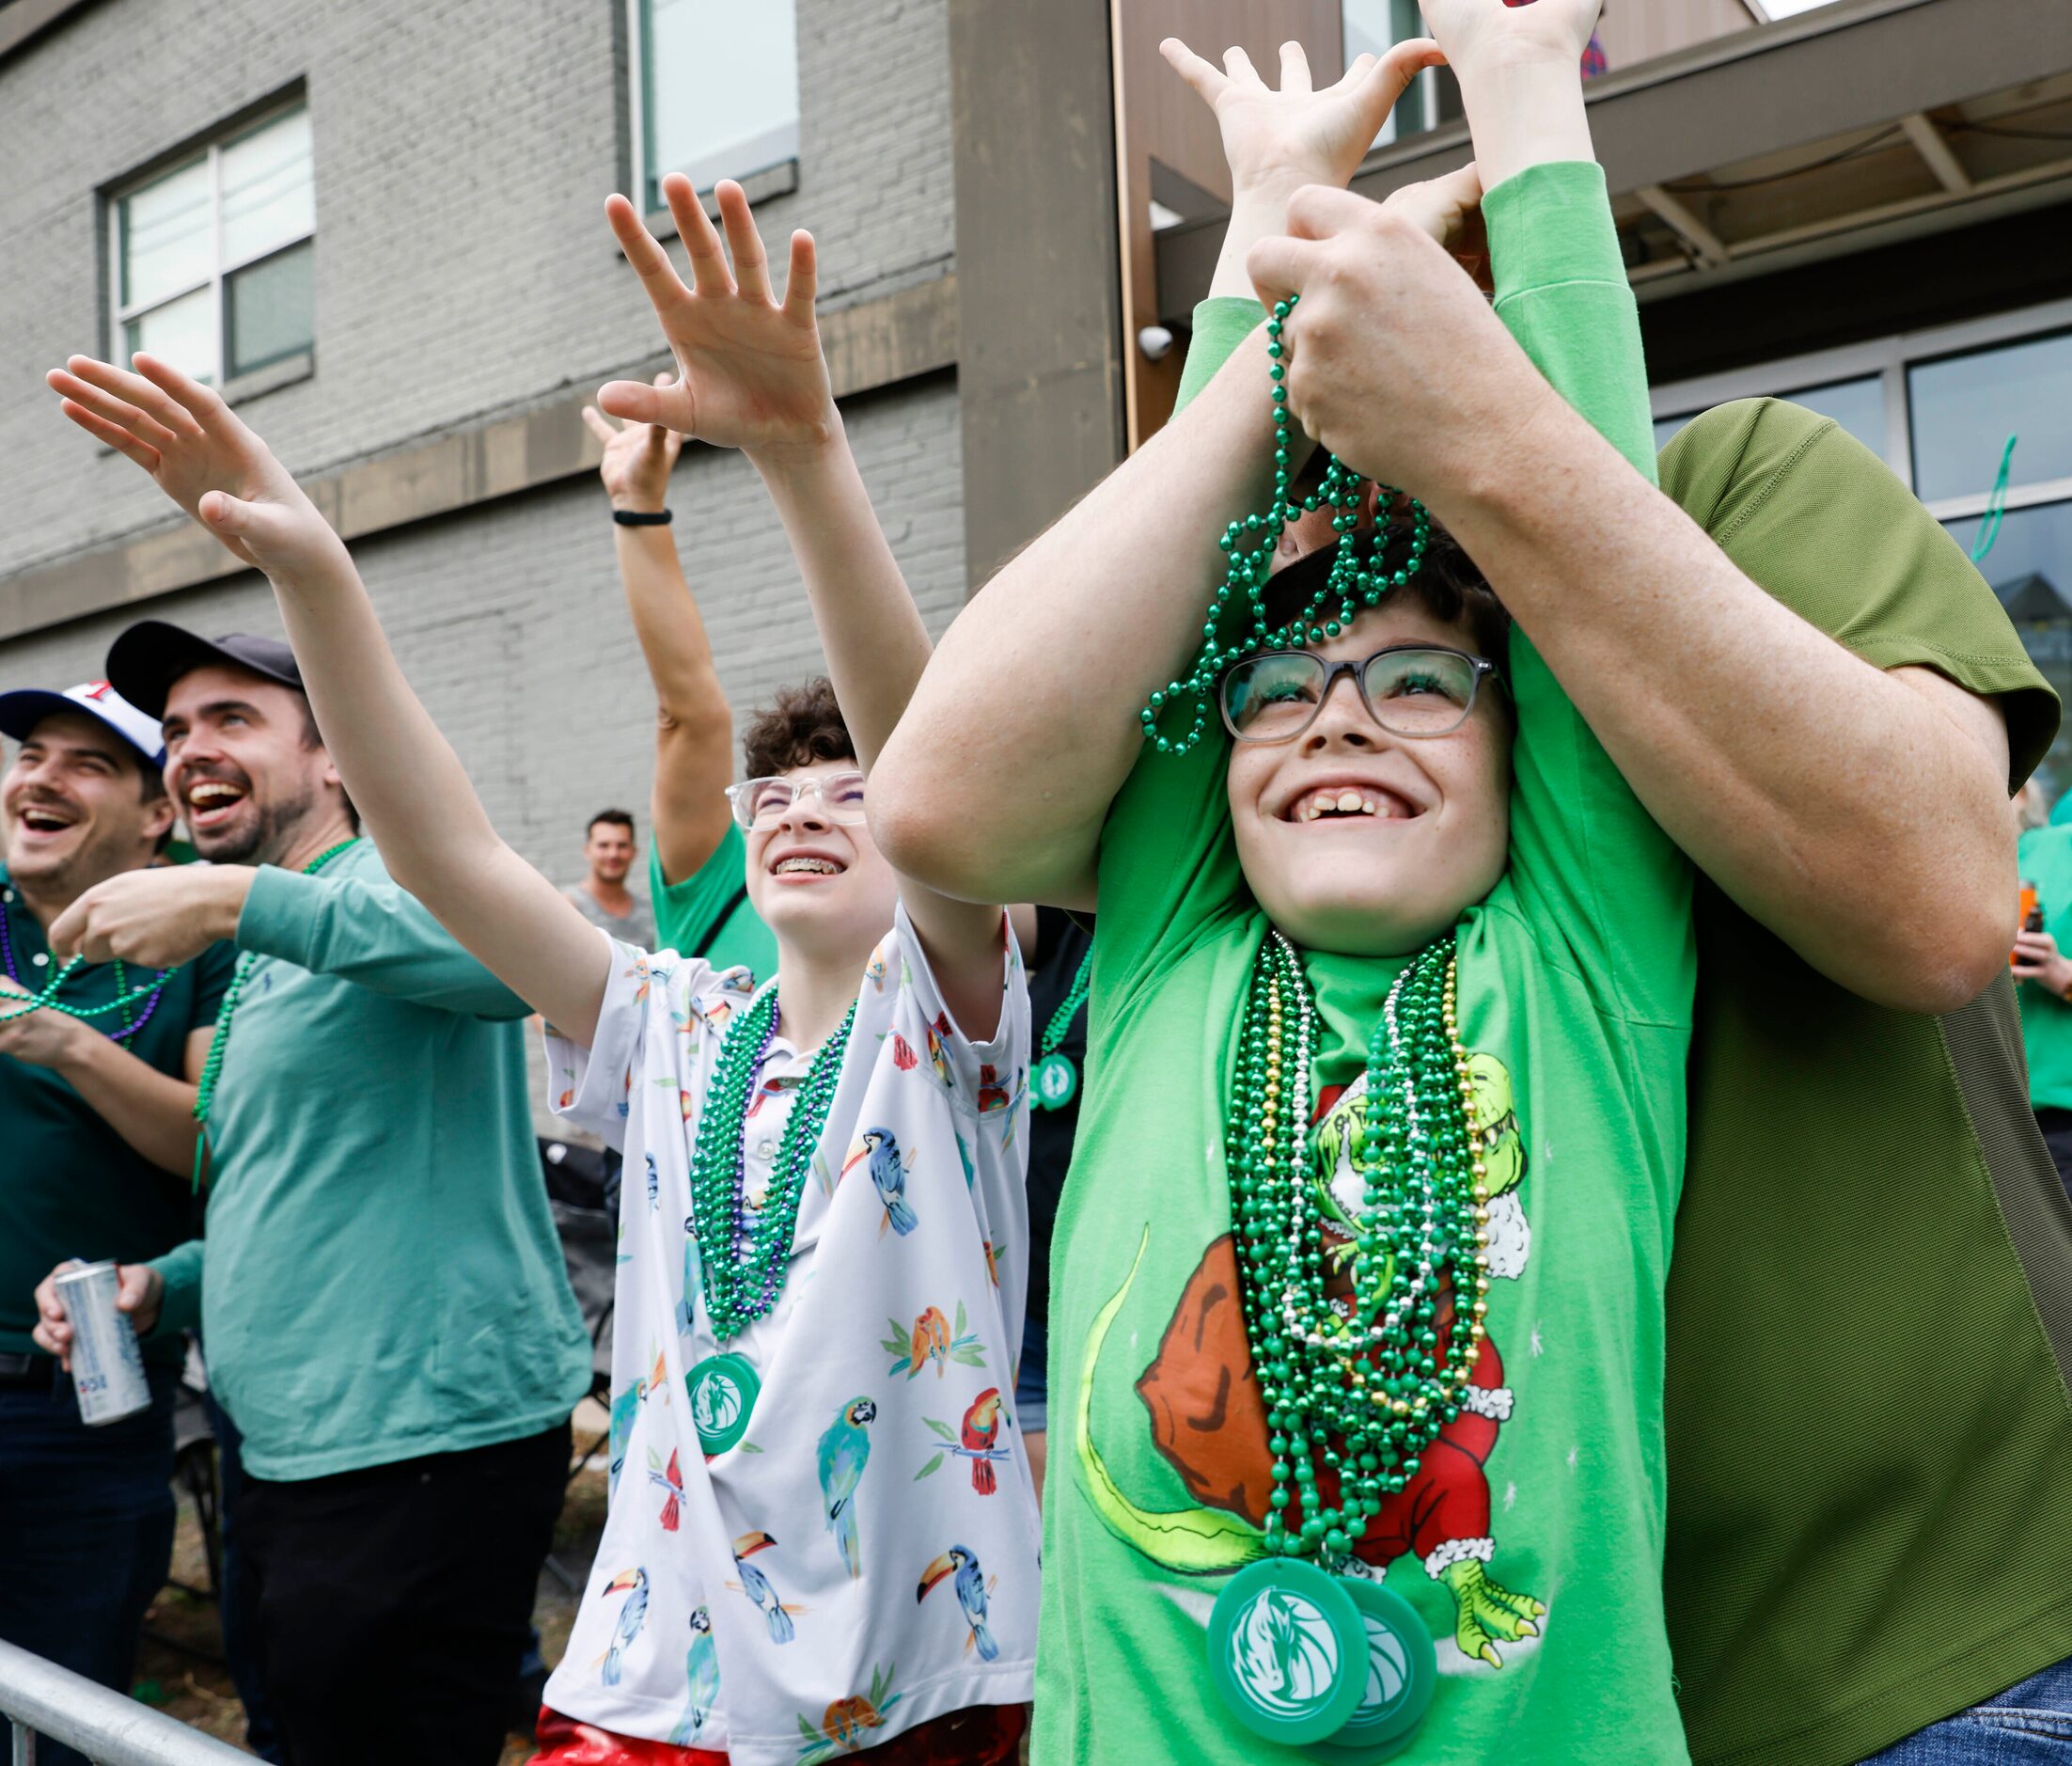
[{"left": 817, "top": 1396, "right": 878, "bottom": 1578}]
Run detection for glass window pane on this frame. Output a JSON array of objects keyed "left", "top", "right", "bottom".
[
  {"left": 1773, "top": 376, "right": 1885, "bottom": 458},
  {"left": 1911, "top": 331, "right": 2072, "bottom": 504},
  {"left": 119, "top": 156, "right": 211, "bottom": 310},
  {"left": 226, "top": 240, "right": 314, "bottom": 377},
  {"left": 221, "top": 107, "right": 314, "bottom": 266},
  {"left": 1942, "top": 498, "right": 2072, "bottom": 796},
  {"left": 1342, "top": 0, "right": 1427, "bottom": 145},
  {"left": 121, "top": 286, "right": 215, "bottom": 383},
  {"left": 644, "top": 0, "right": 799, "bottom": 206}
]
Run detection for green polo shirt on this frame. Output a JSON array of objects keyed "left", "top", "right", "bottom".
[
  {"left": 650, "top": 822, "right": 775, "bottom": 976},
  {"left": 1658, "top": 402, "right": 2071, "bottom": 1765},
  {"left": 147, "top": 840, "right": 589, "bottom": 1479},
  {"left": 0, "top": 866, "right": 234, "bottom": 1370},
  {"left": 2017, "top": 823, "right": 2072, "bottom": 1111}
]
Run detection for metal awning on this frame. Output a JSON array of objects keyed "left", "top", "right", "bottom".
[{"left": 1154, "top": 0, "right": 2072, "bottom": 323}]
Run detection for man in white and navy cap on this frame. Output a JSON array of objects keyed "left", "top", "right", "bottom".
[{"left": 0, "top": 680, "right": 238, "bottom": 1766}]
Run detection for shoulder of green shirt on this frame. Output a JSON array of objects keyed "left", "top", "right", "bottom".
[{"left": 1661, "top": 397, "right": 2059, "bottom": 787}]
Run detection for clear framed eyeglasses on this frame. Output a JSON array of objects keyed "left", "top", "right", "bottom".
[
  {"left": 723, "top": 769, "right": 869, "bottom": 831},
  {"left": 1218, "top": 645, "right": 1499, "bottom": 745}
]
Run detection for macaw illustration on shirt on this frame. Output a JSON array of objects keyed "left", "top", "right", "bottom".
[{"left": 1075, "top": 1049, "right": 1547, "bottom": 1672}]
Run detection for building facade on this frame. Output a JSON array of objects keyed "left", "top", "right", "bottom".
[
  {"left": 0, "top": 0, "right": 971, "bottom": 881},
  {"left": 4, "top": 0, "right": 2071, "bottom": 862}
]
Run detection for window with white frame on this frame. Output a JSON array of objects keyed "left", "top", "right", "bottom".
[
  {"left": 110, "top": 102, "right": 314, "bottom": 387},
  {"left": 1342, "top": 0, "right": 1439, "bottom": 147},
  {"left": 632, "top": 0, "right": 799, "bottom": 213},
  {"left": 1652, "top": 299, "right": 2072, "bottom": 794}
]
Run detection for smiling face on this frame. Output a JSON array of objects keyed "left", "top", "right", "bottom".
[
  {"left": 743, "top": 757, "right": 900, "bottom": 966},
  {"left": 586, "top": 817, "right": 636, "bottom": 886},
  {"left": 2, "top": 710, "right": 171, "bottom": 901},
  {"left": 161, "top": 665, "right": 345, "bottom": 865},
  {"left": 1226, "top": 598, "right": 1511, "bottom": 956}
]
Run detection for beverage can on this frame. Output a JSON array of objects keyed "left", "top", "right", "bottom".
[{"left": 55, "top": 1261, "right": 151, "bottom": 1426}]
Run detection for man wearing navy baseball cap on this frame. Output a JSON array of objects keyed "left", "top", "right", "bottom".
[
  {"left": 0, "top": 679, "right": 237, "bottom": 1765},
  {"left": 33, "top": 618, "right": 589, "bottom": 1765}
]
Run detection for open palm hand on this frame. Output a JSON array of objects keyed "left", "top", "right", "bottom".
[
  {"left": 1414, "top": 0, "right": 1602, "bottom": 78},
  {"left": 601, "top": 177, "right": 837, "bottom": 466},
  {"left": 1160, "top": 35, "right": 1442, "bottom": 200},
  {"left": 47, "top": 353, "right": 343, "bottom": 582}
]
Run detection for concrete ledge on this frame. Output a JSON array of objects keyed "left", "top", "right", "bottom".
[{"left": 0, "top": 272, "right": 958, "bottom": 642}]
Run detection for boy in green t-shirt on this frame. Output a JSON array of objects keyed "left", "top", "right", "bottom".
[{"left": 871, "top": 5, "right": 1699, "bottom": 1761}]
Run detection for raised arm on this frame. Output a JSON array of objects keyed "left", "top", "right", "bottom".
[
  {"left": 45, "top": 356, "right": 611, "bottom": 1042},
  {"left": 596, "top": 180, "right": 1006, "bottom": 1029},
  {"left": 578, "top": 394, "right": 737, "bottom": 889},
  {"left": 1256, "top": 0, "right": 2020, "bottom": 1013},
  {"left": 870, "top": 39, "right": 1440, "bottom": 911}
]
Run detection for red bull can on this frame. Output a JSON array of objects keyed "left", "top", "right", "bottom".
[{"left": 55, "top": 1261, "right": 150, "bottom": 1426}]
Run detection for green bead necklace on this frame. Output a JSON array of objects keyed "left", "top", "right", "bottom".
[
  {"left": 0, "top": 957, "right": 171, "bottom": 1035},
  {"left": 1230, "top": 932, "right": 1489, "bottom": 1564},
  {"left": 1140, "top": 294, "right": 1432, "bottom": 756},
  {"left": 684, "top": 985, "right": 856, "bottom": 1339},
  {"left": 190, "top": 838, "right": 359, "bottom": 1190},
  {"left": 1030, "top": 943, "right": 1094, "bottom": 1112}
]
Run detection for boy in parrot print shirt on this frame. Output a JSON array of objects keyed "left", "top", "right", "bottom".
[{"left": 56, "top": 186, "right": 1038, "bottom": 1764}]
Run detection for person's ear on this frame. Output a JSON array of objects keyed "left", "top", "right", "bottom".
[{"left": 141, "top": 789, "right": 177, "bottom": 845}]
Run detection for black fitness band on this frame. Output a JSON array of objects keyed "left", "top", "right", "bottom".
[{"left": 612, "top": 509, "right": 673, "bottom": 527}]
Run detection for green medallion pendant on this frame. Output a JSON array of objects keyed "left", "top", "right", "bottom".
[
  {"left": 685, "top": 1350, "right": 760, "bottom": 1456},
  {"left": 1030, "top": 1051, "right": 1078, "bottom": 1112}
]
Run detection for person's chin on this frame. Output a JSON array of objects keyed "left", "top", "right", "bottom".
[{"left": 187, "top": 820, "right": 262, "bottom": 865}]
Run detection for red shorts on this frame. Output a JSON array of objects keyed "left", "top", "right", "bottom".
[{"left": 528, "top": 1701, "right": 1027, "bottom": 1765}]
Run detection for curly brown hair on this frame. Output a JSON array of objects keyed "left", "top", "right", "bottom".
[{"left": 741, "top": 676, "right": 855, "bottom": 780}]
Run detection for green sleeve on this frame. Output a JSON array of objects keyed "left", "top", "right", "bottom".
[
  {"left": 146, "top": 1238, "right": 203, "bottom": 1338},
  {"left": 1091, "top": 305, "right": 1270, "bottom": 997},
  {"left": 1481, "top": 161, "right": 1691, "bottom": 1027},
  {"left": 237, "top": 867, "right": 530, "bottom": 1019},
  {"left": 1661, "top": 399, "right": 2060, "bottom": 788},
  {"left": 650, "top": 826, "right": 776, "bottom": 975}
]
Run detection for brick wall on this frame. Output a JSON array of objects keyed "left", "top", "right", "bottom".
[
  {"left": 0, "top": 375, "right": 965, "bottom": 883},
  {"left": 0, "top": 0, "right": 956, "bottom": 580}
]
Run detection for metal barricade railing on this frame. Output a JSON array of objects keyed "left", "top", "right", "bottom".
[{"left": 0, "top": 1638, "right": 247, "bottom": 1766}]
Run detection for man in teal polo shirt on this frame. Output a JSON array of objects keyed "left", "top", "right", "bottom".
[
  {"left": 0, "top": 680, "right": 232, "bottom": 1766},
  {"left": 34, "top": 623, "right": 589, "bottom": 1766}
]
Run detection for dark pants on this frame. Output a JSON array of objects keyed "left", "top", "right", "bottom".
[
  {"left": 238, "top": 1417, "right": 570, "bottom": 1766},
  {"left": 0, "top": 1360, "right": 178, "bottom": 1766},
  {"left": 205, "top": 1391, "right": 284, "bottom": 1762},
  {"left": 2035, "top": 1108, "right": 2072, "bottom": 1202}
]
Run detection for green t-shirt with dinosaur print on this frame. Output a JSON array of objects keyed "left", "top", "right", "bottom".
[{"left": 1034, "top": 162, "right": 1695, "bottom": 1765}]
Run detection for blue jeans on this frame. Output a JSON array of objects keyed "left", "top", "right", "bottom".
[
  {"left": 1015, "top": 1317, "right": 1048, "bottom": 1434},
  {"left": 1862, "top": 1654, "right": 2072, "bottom": 1761},
  {"left": 0, "top": 1363, "right": 177, "bottom": 1766}
]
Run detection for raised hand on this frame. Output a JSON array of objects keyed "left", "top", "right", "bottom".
[
  {"left": 582, "top": 373, "right": 686, "bottom": 513},
  {"left": 1415, "top": 0, "right": 1602, "bottom": 80},
  {"left": 1159, "top": 35, "right": 1441, "bottom": 203},
  {"left": 600, "top": 178, "right": 836, "bottom": 466},
  {"left": 46, "top": 355, "right": 348, "bottom": 585}
]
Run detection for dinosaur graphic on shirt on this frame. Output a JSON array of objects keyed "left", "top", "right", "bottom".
[{"left": 1076, "top": 1049, "right": 1546, "bottom": 1671}]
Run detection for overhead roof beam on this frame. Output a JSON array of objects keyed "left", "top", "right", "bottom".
[
  {"left": 1901, "top": 110, "right": 1972, "bottom": 193},
  {"left": 1636, "top": 184, "right": 1731, "bottom": 268}
]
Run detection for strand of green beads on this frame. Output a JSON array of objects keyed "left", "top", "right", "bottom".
[
  {"left": 1228, "top": 932, "right": 1485, "bottom": 1569},
  {"left": 1038, "top": 945, "right": 1096, "bottom": 1061},
  {"left": 0, "top": 957, "right": 175, "bottom": 1026},
  {"left": 686, "top": 987, "right": 857, "bottom": 1340},
  {"left": 190, "top": 839, "right": 359, "bottom": 1190},
  {"left": 1138, "top": 294, "right": 1435, "bottom": 756}
]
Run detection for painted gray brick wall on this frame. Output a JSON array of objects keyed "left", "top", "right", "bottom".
[
  {"left": 0, "top": 376, "right": 965, "bottom": 886},
  {"left": 0, "top": 0, "right": 955, "bottom": 581}
]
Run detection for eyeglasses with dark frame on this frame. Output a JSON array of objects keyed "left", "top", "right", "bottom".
[
  {"left": 722, "top": 769, "right": 869, "bottom": 831},
  {"left": 1218, "top": 645, "right": 1501, "bottom": 745}
]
